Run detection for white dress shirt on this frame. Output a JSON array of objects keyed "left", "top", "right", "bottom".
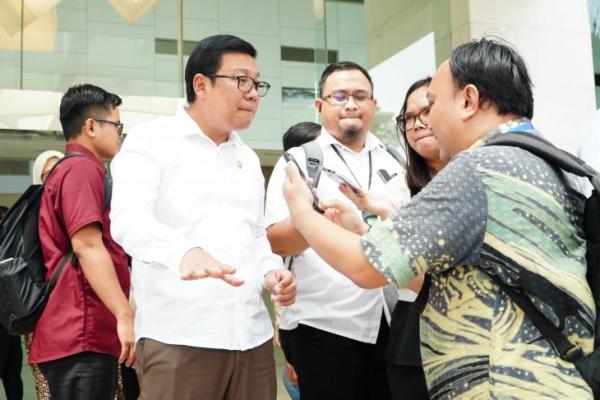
[
  {"left": 578, "top": 109, "right": 600, "bottom": 196},
  {"left": 265, "top": 129, "right": 408, "bottom": 344},
  {"left": 110, "top": 106, "right": 282, "bottom": 351}
]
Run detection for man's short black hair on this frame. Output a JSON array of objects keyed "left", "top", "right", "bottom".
[
  {"left": 449, "top": 37, "right": 534, "bottom": 119},
  {"left": 59, "top": 84, "right": 122, "bottom": 141},
  {"left": 185, "top": 34, "right": 257, "bottom": 104},
  {"left": 318, "top": 61, "right": 374, "bottom": 98},
  {"left": 282, "top": 121, "right": 321, "bottom": 151}
]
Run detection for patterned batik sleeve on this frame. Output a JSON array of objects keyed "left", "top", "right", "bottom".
[{"left": 361, "top": 153, "right": 488, "bottom": 288}]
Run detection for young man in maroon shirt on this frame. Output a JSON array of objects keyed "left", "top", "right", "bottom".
[{"left": 30, "top": 84, "right": 134, "bottom": 400}]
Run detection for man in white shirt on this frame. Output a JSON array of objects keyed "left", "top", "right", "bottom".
[
  {"left": 578, "top": 109, "right": 600, "bottom": 196},
  {"left": 109, "top": 34, "right": 296, "bottom": 400},
  {"left": 265, "top": 61, "right": 405, "bottom": 400}
]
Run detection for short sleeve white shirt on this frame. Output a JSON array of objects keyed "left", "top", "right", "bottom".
[{"left": 265, "top": 129, "right": 408, "bottom": 343}]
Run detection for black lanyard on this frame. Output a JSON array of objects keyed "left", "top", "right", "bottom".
[{"left": 330, "top": 145, "right": 373, "bottom": 190}]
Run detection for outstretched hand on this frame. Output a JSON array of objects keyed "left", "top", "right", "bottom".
[{"left": 180, "top": 248, "right": 244, "bottom": 286}]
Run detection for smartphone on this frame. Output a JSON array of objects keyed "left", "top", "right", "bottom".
[
  {"left": 321, "top": 167, "right": 362, "bottom": 196},
  {"left": 283, "top": 152, "right": 307, "bottom": 180},
  {"left": 282, "top": 152, "right": 324, "bottom": 214},
  {"left": 377, "top": 169, "right": 392, "bottom": 183}
]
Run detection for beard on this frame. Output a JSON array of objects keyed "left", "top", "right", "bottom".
[{"left": 340, "top": 126, "right": 363, "bottom": 145}]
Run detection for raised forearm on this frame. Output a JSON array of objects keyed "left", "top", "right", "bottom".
[
  {"left": 267, "top": 219, "right": 309, "bottom": 256},
  {"left": 290, "top": 204, "right": 387, "bottom": 289}
]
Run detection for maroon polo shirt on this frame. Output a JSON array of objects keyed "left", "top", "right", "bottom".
[{"left": 29, "top": 143, "right": 130, "bottom": 364}]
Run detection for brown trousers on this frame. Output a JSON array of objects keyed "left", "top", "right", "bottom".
[{"left": 135, "top": 338, "right": 276, "bottom": 400}]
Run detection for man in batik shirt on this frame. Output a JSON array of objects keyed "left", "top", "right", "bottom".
[{"left": 281, "top": 37, "right": 594, "bottom": 399}]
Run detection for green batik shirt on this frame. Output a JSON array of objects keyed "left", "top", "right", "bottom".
[{"left": 361, "top": 118, "right": 594, "bottom": 399}]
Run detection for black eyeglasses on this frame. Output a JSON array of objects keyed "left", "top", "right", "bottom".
[
  {"left": 206, "top": 74, "right": 271, "bottom": 97},
  {"left": 93, "top": 119, "right": 124, "bottom": 136},
  {"left": 322, "top": 90, "right": 373, "bottom": 106},
  {"left": 396, "top": 106, "right": 431, "bottom": 133}
]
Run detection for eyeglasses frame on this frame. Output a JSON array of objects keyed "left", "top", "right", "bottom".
[
  {"left": 321, "top": 90, "right": 374, "bottom": 106},
  {"left": 206, "top": 74, "right": 271, "bottom": 97},
  {"left": 92, "top": 118, "right": 124, "bottom": 136},
  {"left": 396, "top": 105, "right": 431, "bottom": 134}
]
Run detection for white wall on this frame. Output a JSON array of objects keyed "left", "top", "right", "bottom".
[
  {"left": 364, "top": 0, "right": 596, "bottom": 154},
  {"left": 467, "top": 0, "right": 596, "bottom": 153}
]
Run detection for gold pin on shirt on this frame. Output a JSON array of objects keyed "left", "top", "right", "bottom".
[{"left": 236, "top": 160, "right": 243, "bottom": 170}]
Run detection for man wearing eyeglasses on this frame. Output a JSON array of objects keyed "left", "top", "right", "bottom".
[
  {"left": 109, "top": 34, "right": 295, "bottom": 400},
  {"left": 265, "top": 61, "right": 405, "bottom": 400},
  {"left": 30, "top": 84, "right": 133, "bottom": 400}
]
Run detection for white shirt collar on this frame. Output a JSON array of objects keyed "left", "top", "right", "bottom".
[
  {"left": 317, "top": 127, "right": 385, "bottom": 154},
  {"left": 175, "top": 106, "right": 243, "bottom": 148}
]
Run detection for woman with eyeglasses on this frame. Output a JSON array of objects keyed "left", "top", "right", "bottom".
[{"left": 327, "top": 77, "right": 446, "bottom": 400}]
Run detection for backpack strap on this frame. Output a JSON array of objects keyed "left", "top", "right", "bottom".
[
  {"left": 486, "top": 132, "right": 600, "bottom": 193},
  {"left": 103, "top": 169, "right": 112, "bottom": 210},
  {"left": 47, "top": 249, "right": 73, "bottom": 291},
  {"left": 41, "top": 152, "right": 80, "bottom": 186},
  {"left": 385, "top": 145, "right": 407, "bottom": 169},
  {"left": 484, "top": 131, "right": 599, "bottom": 362},
  {"left": 301, "top": 141, "right": 323, "bottom": 187},
  {"left": 486, "top": 272, "right": 584, "bottom": 363}
]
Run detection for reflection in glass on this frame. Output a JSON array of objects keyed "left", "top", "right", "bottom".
[{"left": 108, "top": 0, "right": 158, "bottom": 23}]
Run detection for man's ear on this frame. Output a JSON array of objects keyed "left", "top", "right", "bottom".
[
  {"left": 461, "top": 84, "right": 479, "bottom": 120},
  {"left": 82, "top": 118, "right": 96, "bottom": 138},
  {"left": 315, "top": 98, "right": 323, "bottom": 113},
  {"left": 193, "top": 73, "right": 207, "bottom": 101}
]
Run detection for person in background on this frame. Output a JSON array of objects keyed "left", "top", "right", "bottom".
[
  {"left": 275, "top": 120, "right": 322, "bottom": 400},
  {"left": 0, "top": 205, "right": 23, "bottom": 400},
  {"left": 282, "top": 121, "right": 322, "bottom": 151},
  {"left": 32, "top": 150, "right": 64, "bottom": 185},
  {"left": 577, "top": 109, "right": 600, "bottom": 196},
  {"left": 24, "top": 150, "right": 65, "bottom": 400},
  {"left": 266, "top": 61, "right": 404, "bottom": 400},
  {"left": 0, "top": 148, "right": 63, "bottom": 400}
]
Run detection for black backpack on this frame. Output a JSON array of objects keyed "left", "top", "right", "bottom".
[
  {"left": 486, "top": 132, "right": 600, "bottom": 398},
  {"left": 0, "top": 153, "right": 111, "bottom": 335}
]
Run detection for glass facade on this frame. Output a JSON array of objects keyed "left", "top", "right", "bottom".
[{"left": 0, "top": 0, "right": 369, "bottom": 205}]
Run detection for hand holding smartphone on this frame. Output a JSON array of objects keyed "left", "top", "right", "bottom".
[
  {"left": 321, "top": 167, "right": 362, "bottom": 196},
  {"left": 283, "top": 152, "right": 325, "bottom": 214}
]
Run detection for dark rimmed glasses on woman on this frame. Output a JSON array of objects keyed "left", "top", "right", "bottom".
[{"left": 396, "top": 106, "right": 431, "bottom": 133}]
